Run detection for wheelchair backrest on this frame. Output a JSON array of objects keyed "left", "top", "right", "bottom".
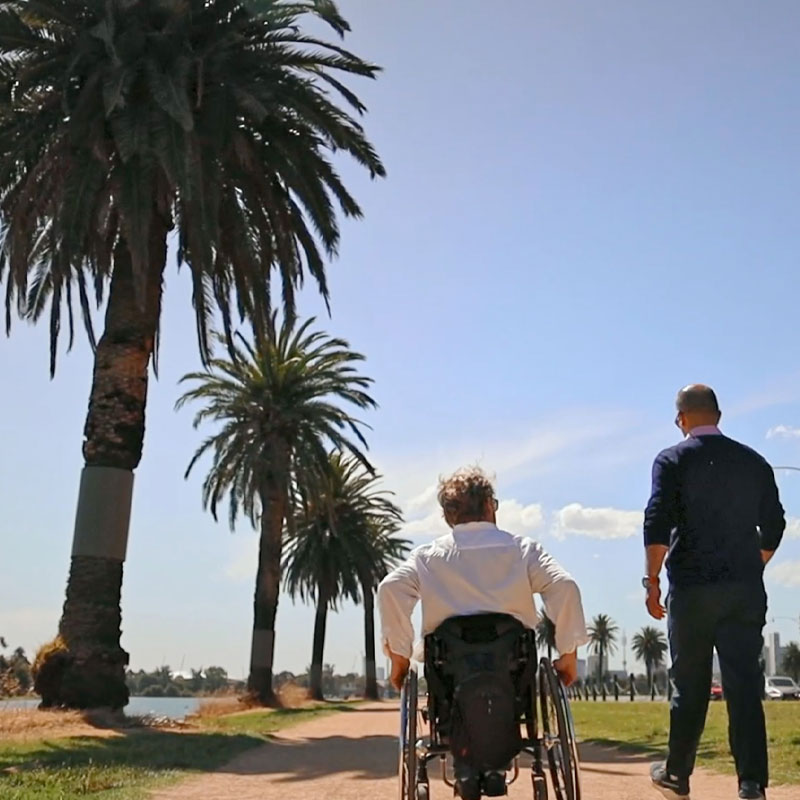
[{"left": 424, "top": 614, "right": 536, "bottom": 771}]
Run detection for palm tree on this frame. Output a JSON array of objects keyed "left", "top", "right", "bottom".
[
  {"left": 536, "top": 613, "right": 556, "bottom": 661},
  {"left": 0, "top": 0, "right": 384, "bottom": 709},
  {"left": 355, "top": 522, "right": 410, "bottom": 700},
  {"left": 631, "top": 626, "right": 668, "bottom": 692},
  {"left": 177, "top": 318, "right": 376, "bottom": 705},
  {"left": 283, "top": 454, "right": 406, "bottom": 700},
  {"left": 782, "top": 642, "right": 800, "bottom": 683},
  {"left": 587, "top": 614, "right": 618, "bottom": 684}
]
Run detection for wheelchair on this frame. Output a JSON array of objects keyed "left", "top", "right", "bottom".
[{"left": 398, "top": 613, "right": 581, "bottom": 800}]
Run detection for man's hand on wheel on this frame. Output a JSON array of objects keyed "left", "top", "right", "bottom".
[
  {"left": 553, "top": 650, "right": 578, "bottom": 686},
  {"left": 389, "top": 653, "right": 410, "bottom": 690}
]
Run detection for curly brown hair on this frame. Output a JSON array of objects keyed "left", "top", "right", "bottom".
[{"left": 437, "top": 466, "right": 496, "bottom": 526}]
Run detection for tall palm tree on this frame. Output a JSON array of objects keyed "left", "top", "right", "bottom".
[
  {"left": 631, "top": 626, "right": 668, "bottom": 691},
  {"left": 0, "top": 0, "right": 384, "bottom": 709},
  {"left": 536, "top": 613, "right": 556, "bottom": 661},
  {"left": 782, "top": 642, "right": 800, "bottom": 683},
  {"left": 587, "top": 614, "right": 618, "bottom": 684},
  {"left": 355, "top": 521, "right": 409, "bottom": 700},
  {"left": 177, "top": 318, "right": 376, "bottom": 705},
  {"left": 283, "top": 454, "right": 406, "bottom": 700}
]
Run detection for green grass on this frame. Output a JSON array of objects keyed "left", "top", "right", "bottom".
[
  {"left": 571, "top": 700, "right": 800, "bottom": 785},
  {"left": 0, "top": 703, "right": 355, "bottom": 800}
]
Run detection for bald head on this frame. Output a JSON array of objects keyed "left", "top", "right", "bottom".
[
  {"left": 676, "top": 384, "right": 720, "bottom": 415},
  {"left": 675, "top": 384, "right": 721, "bottom": 433}
]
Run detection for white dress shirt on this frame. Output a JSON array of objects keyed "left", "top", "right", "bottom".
[{"left": 377, "top": 521, "right": 589, "bottom": 660}]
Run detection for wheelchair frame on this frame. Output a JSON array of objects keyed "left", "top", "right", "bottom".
[{"left": 398, "top": 653, "right": 581, "bottom": 800}]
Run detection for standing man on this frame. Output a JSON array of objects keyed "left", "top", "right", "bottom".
[{"left": 643, "top": 385, "right": 785, "bottom": 800}]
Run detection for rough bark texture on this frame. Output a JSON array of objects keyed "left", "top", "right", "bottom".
[
  {"left": 247, "top": 457, "right": 289, "bottom": 707},
  {"left": 49, "top": 219, "right": 169, "bottom": 710},
  {"left": 361, "top": 577, "right": 379, "bottom": 700},
  {"left": 308, "top": 583, "right": 330, "bottom": 702}
]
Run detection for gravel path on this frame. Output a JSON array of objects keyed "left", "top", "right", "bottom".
[{"left": 150, "top": 702, "right": 797, "bottom": 800}]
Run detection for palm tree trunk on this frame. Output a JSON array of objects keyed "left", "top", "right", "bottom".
[
  {"left": 48, "top": 220, "right": 169, "bottom": 710},
  {"left": 597, "top": 642, "right": 604, "bottom": 684},
  {"left": 248, "top": 463, "right": 289, "bottom": 707},
  {"left": 361, "top": 576, "right": 379, "bottom": 701},
  {"left": 309, "top": 582, "right": 330, "bottom": 701}
]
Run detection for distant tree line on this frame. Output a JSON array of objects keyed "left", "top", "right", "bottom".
[
  {"left": 0, "top": 637, "right": 32, "bottom": 697},
  {"left": 125, "top": 666, "right": 242, "bottom": 698}
]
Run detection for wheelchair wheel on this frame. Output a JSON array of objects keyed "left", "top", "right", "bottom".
[
  {"left": 399, "top": 669, "right": 418, "bottom": 800},
  {"left": 539, "top": 658, "right": 581, "bottom": 800}
]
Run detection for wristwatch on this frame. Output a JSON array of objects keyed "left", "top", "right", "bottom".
[{"left": 641, "top": 576, "right": 660, "bottom": 589}]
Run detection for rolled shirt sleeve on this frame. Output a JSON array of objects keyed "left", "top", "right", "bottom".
[
  {"left": 643, "top": 451, "right": 677, "bottom": 547},
  {"left": 377, "top": 552, "right": 420, "bottom": 659},
  {"left": 523, "top": 540, "right": 589, "bottom": 655}
]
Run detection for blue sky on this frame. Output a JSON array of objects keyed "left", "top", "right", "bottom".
[{"left": 2, "top": 0, "right": 800, "bottom": 679}]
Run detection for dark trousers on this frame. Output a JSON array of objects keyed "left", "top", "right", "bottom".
[{"left": 666, "top": 580, "right": 768, "bottom": 787}]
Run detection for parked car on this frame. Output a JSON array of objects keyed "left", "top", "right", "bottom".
[
  {"left": 710, "top": 680, "right": 723, "bottom": 701},
  {"left": 764, "top": 676, "right": 800, "bottom": 700}
]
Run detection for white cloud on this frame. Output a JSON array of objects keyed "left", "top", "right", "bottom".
[
  {"left": 400, "top": 508, "right": 449, "bottom": 543},
  {"left": 767, "top": 560, "right": 800, "bottom": 589},
  {"left": 496, "top": 499, "right": 545, "bottom": 534},
  {"left": 786, "top": 517, "right": 800, "bottom": 539},
  {"left": 767, "top": 425, "right": 800, "bottom": 439},
  {"left": 554, "top": 503, "right": 643, "bottom": 540}
]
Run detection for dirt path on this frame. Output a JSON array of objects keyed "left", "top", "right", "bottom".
[{"left": 150, "top": 703, "right": 796, "bottom": 800}]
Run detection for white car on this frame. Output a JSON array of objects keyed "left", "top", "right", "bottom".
[{"left": 764, "top": 675, "right": 800, "bottom": 700}]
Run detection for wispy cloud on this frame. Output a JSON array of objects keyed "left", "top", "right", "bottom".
[
  {"left": 766, "top": 425, "right": 800, "bottom": 440},
  {"left": 553, "top": 503, "right": 643, "bottom": 540},
  {"left": 767, "top": 560, "right": 800, "bottom": 589},
  {"left": 375, "top": 409, "right": 635, "bottom": 514}
]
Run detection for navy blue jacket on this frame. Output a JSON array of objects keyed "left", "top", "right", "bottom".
[{"left": 643, "top": 433, "right": 785, "bottom": 586}]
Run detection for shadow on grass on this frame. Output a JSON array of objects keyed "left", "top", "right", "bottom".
[{"left": 0, "top": 730, "right": 263, "bottom": 775}]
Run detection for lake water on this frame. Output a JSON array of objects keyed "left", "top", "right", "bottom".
[{"left": 0, "top": 696, "right": 204, "bottom": 720}]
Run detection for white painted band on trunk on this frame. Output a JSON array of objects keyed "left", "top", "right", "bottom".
[
  {"left": 71, "top": 467, "right": 134, "bottom": 561},
  {"left": 250, "top": 629, "right": 275, "bottom": 669}
]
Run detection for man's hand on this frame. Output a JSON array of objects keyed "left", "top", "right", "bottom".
[
  {"left": 761, "top": 549, "right": 775, "bottom": 565},
  {"left": 646, "top": 583, "right": 666, "bottom": 620},
  {"left": 553, "top": 651, "right": 578, "bottom": 686},
  {"left": 389, "top": 653, "right": 411, "bottom": 690}
]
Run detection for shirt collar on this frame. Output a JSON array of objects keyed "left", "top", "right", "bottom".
[
  {"left": 452, "top": 521, "right": 498, "bottom": 534},
  {"left": 688, "top": 425, "right": 722, "bottom": 437}
]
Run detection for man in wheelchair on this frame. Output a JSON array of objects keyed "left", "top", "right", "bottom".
[{"left": 378, "top": 467, "right": 588, "bottom": 800}]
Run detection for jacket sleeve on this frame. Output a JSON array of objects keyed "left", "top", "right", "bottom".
[
  {"left": 759, "top": 460, "right": 785, "bottom": 552},
  {"left": 643, "top": 451, "right": 678, "bottom": 547},
  {"left": 377, "top": 553, "right": 420, "bottom": 659}
]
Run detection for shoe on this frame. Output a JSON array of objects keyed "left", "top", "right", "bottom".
[
  {"left": 454, "top": 764, "right": 481, "bottom": 800},
  {"left": 482, "top": 770, "right": 507, "bottom": 796},
  {"left": 650, "top": 762, "right": 690, "bottom": 800},
  {"left": 738, "top": 781, "right": 766, "bottom": 800}
]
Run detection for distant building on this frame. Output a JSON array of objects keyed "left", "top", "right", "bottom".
[
  {"left": 361, "top": 660, "right": 387, "bottom": 682},
  {"left": 586, "top": 653, "right": 608, "bottom": 678},
  {"left": 576, "top": 659, "right": 587, "bottom": 680},
  {"left": 712, "top": 650, "right": 721, "bottom": 680},
  {"left": 765, "top": 632, "right": 782, "bottom": 676}
]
